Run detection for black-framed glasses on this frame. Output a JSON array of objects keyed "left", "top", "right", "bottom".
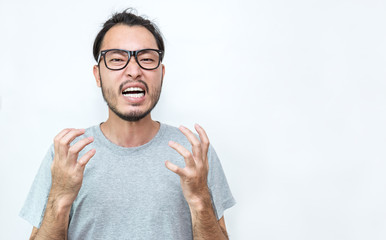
[{"left": 97, "top": 48, "right": 164, "bottom": 70}]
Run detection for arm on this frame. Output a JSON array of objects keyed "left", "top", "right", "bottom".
[
  {"left": 189, "top": 194, "right": 229, "bottom": 239},
  {"left": 29, "top": 227, "right": 38, "bottom": 240},
  {"left": 31, "top": 129, "right": 95, "bottom": 240},
  {"left": 165, "top": 124, "right": 229, "bottom": 239},
  {"left": 218, "top": 217, "right": 229, "bottom": 238}
]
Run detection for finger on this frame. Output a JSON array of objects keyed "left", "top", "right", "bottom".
[
  {"left": 168, "top": 141, "right": 195, "bottom": 168},
  {"left": 194, "top": 124, "right": 210, "bottom": 159},
  {"left": 54, "top": 128, "right": 73, "bottom": 154},
  {"left": 77, "top": 149, "right": 96, "bottom": 168},
  {"left": 60, "top": 128, "right": 86, "bottom": 146},
  {"left": 58, "top": 129, "right": 85, "bottom": 156},
  {"left": 179, "top": 126, "right": 202, "bottom": 161},
  {"left": 67, "top": 136, "right": 94, "bottom": 162},
  {"left": 165, "top": 160, "right": 184, "bottom": 177}
]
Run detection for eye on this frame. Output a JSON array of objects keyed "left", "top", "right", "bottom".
[
  {"left": 137, "top": 50, "right": 159, "bottom": 65},
  {"left": 105, "top": 50, "right": 128, "bottom": 64},
  {"left": 110, "top": 58, "right": 125, "bottom": 62},
  {"left": 140, "top": 58, "right": 155, "bottom": 62}
]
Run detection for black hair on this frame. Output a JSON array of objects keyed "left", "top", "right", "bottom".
[{"left": 93, "top": 9, "right": 165, "bottom": 62}]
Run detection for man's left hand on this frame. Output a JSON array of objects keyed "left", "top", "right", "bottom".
[{"left": 165, "top": 124, "right": 211, "bottom": 208}]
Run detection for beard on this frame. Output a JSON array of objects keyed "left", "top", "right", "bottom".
[{"left": 99, "top": 77, "right": 162, "bottom": 122}]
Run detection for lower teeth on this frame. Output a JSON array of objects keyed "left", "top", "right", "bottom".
[{"left": 125, "top": 93, "right": 144, "bottom": 98}]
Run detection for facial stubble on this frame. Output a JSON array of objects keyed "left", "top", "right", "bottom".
[{"left": 99, "top": 74, "right": 163, "bottom": 122}]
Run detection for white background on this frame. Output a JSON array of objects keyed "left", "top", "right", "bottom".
[{"left": 1, "top": 0, "right": 386, "bottom": 239}]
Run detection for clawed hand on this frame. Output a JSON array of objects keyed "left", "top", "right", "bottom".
[
  {"left": 50, "top": 128, "right": 95, "bottom": 207},
  {"left": 165, "top": 124, "right": 211, "bottom": 207}
]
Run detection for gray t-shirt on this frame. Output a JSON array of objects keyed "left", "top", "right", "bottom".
[{"left": 20, "top": 123, "right": 235, "bottom": 240}]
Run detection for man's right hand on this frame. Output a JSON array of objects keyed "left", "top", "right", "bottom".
[
  {"left": 50, "top": 128, "right": 96, "bottom": 208},
  {"left": 32, "top": 129, "right": 95, "bottom": 240}
]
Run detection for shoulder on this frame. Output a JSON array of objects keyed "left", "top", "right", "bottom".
[
  {"left": 159, "top": 123, "right": 191, "bottom": 146},
  {"left": 83, "top": 125, "right": 100, "bottom": 137},
  {"left": 160, "top": 123, "right": 183, "bottom": 136},
  {"left": 159, "top": 122, "right": 217, "bottom": 155},
  {"left": 67, "top": 125, "right": 99, "bottom": 146}
]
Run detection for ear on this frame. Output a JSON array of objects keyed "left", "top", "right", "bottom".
[
  {"left": 159, "top": 64, "right": 165, "bottom": 86},
  {"left": 93, "top": 65, "right": 101, "bottom": 88},
  {"left": 161, "top": 64, "right": 165, "bottom": 82}
]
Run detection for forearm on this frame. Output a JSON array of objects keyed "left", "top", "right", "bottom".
[
  {"left": 189, "top": 189, "right": 228, "bottom": 240},
  {"left": 166, "top": 125, "right": 229, "bottom": 239},
  {"left": 34, "top": 193, "right": 71, "bottom": 240},
  {"left": 32, "top": 128, "right": 93, "bottom": 240}
]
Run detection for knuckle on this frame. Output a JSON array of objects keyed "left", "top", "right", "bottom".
[
  {"left": 75, "top": 160, "right": 84, "bottom": 168},
  {"left": 68, "top": 147, "right": 77, "bottom": 155},
  {"left": 192, "top": 141, "right": 201, "bottom": 148},
  {"left": 54, "top": 136, "right": 61, "bottom": 144},
  {"left": 195, "top": 162, "right": 203, "bottom": 169},
  {"left": 84, "top": 151, "right": 92, "bottom": 157},
  {"left": 184, "top": 151, "right": 193, "bottom": 159},
  {"left": 59, "top": 139, "right": 68, "bottom": 146}
]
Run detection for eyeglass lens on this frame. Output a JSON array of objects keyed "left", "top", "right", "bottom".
[{"left": 104, "top": 49, "right": 160, "bottom": 70}]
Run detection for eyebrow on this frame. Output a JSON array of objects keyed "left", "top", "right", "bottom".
[{"left": 108, "top": 50, "right": 128, "bottom": 55}]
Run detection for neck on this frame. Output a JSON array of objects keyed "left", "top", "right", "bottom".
[{"left": 100, "top": 110, "right": 160, "bottom": 148}]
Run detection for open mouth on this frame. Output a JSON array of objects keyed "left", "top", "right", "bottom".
[{"left": 122, "top": 87, "right": 145, "bottom": 98}]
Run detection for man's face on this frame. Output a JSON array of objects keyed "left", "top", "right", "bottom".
[{"left": 93, "top": 24, "right": 165, "bottom": 122}]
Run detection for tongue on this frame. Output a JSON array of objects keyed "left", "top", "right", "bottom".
[{"left": 124, "top": 91, "right": 143, "bottom": 94}]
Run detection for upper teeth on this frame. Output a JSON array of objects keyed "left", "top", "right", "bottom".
[{"left": 123, "top": 87, "right": 144, "bottom": 93}]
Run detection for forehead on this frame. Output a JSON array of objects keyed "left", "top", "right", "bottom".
[{"left": 101, "top": 24, "right": 158, "bottom": 50}]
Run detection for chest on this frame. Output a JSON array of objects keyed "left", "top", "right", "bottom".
[{"left": 73, "top": 152, "right": 189, "bottom": 215}]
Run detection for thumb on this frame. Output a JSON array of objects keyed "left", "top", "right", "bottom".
[
  {"left": 165, "top": 160, "right": 183, "bottom": 176},
  {"left": 76, "top": 149, "right": 96, "bottom": 170}
]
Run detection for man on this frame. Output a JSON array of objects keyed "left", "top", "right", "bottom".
[{"left": 20, "top": 9, "right": 235, "bottom": 240}]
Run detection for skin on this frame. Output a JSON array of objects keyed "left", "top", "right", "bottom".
[
  {"left": 30, "top": 24, "right": 228, "bottom": 240},
  {"left": 166, "top": 124, "right": 229, "bottom": 239}
]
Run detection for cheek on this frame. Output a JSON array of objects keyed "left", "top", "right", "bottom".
[
  {"left": 150, "top": 78, "right": 163, "bottom": 91},
  {"left": 148, "top": 71, "right": 163, "bottom": 83},
  {"left": 100, "top": 71, "right": 121, "bottom": 86}
]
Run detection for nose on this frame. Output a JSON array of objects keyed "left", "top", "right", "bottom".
[{"left": 124, "top": 56, "right": 142, "bottom": 79}]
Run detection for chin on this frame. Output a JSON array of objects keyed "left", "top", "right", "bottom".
[{"left": 112, "top": 107, "right": 151, "bottom": 122}]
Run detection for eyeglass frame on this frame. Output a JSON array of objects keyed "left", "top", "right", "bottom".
[{"left": 97, "top": 48, "right": 164, "bottom": 71}]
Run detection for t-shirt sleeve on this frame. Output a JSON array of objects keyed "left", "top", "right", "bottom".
[
  {"left": 19, "top": 145, "right": 54, "bottom": 228},
  {"left": 207, "top": 145, "right": 236, "bottom": 220}
]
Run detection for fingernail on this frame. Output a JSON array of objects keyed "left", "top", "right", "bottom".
[{"left": 88, "top": 136, "right": 94, "bottom": 141}]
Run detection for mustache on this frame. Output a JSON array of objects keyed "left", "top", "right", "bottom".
[{"left": 119, "top": 79, "right": 149, "bottom": 93}]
